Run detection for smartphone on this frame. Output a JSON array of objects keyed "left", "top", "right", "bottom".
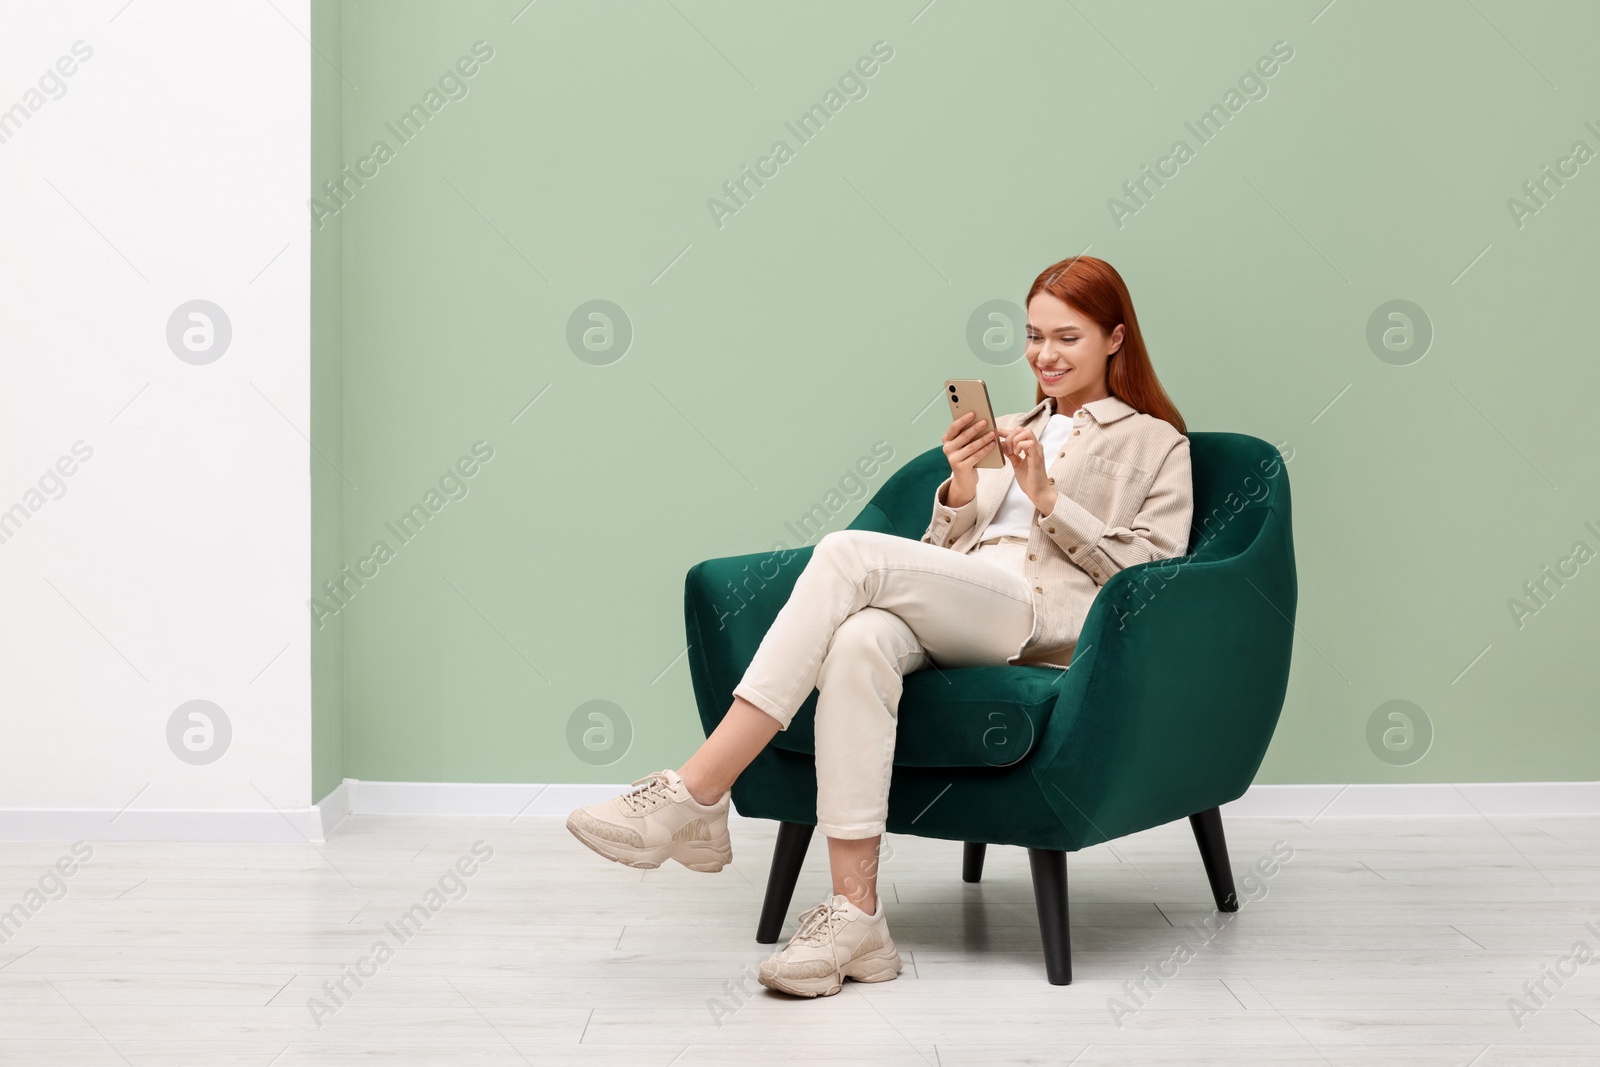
[{"left": 944, "top": 378, "right": 1003, "bottom": 469}]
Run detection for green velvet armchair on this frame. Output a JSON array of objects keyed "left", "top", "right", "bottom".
[{"left": 682, "top": 431, "right": 1297, "bottom": 984}]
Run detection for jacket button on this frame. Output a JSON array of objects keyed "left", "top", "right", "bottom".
[
  {"left": 1047, "top": 526, "right": 1056, "bottom": 533},
  {"left": 1034, "top": 586, "right": 1042, "bottom": 594},
  {"left": 1028, "top": 553, "right": 1037, "bottom": 560},
  {"left": 1048, "top": 477, "right": 1054, "bottom": 484},
  {"left": 1068, "top": 546, "right": 1077, "bottom": 553},
  {"left": 1057, "top": 451, "right": 1065, "bottom": 458},
  {"left": 1072, "top": 430, "right": 1080, "bottom": 436}
]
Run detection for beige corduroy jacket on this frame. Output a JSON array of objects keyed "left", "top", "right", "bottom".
[{"left": 920, "top": 392, "right": 1193, "bottom": 669}]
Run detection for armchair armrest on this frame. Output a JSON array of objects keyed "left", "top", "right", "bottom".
[
  {"left": 844, "top": 502, "right": 899, "bottom": 536},
  {"left": 683, "top": 545, "right": 816, "bottom": 738},
  {"left": 1030, "top": 505, "right": 1297, "bottom": 848}
]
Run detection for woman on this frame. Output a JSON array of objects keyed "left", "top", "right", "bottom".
[{"left": 566, "top": 255, "right": 1194, "bottom": 998}]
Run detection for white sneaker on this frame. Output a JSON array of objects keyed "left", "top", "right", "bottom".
[
  {"left": 758, "top": 892, "right": 903, "bottom": 997},
  {"left": 565, "top": 768, "right": 732, "bottom": 873}
]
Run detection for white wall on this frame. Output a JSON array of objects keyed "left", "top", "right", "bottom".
[{"left": 0, "top": 1, "right": 314, "bottom": 836}]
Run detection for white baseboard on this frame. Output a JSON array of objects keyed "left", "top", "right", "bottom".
[
  {"left": 316, "top": 778, "right": 351, "bottom": 840},
  {"left": 1, "top": 780, "right": 1593, "bottom": 843}
]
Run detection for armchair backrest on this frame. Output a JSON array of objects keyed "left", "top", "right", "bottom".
[
  {"left": 1041, "top": 431, "right": 1297, "bottom": 844},
  {"left": 1183, "top": 432, "right": 1289, "bottom": 564}
]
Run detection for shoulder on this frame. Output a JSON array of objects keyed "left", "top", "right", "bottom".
[
  {"left": 1119, "top": 411, "right": 1187, "bottom": 450},
  {"left": 1111, "top": 413, "right": 1189, "bottom": 480}
]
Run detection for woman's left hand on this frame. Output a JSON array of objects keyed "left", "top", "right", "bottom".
[{"left": 999, "top": 426, "right": 1054, "bottom": 513}]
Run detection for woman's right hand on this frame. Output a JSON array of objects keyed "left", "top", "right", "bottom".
[{"left": 939, "top": 410, "right": 995, "bottom": 508}]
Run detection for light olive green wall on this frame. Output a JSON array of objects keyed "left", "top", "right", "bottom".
[{"left": 312, "top": 0, "right": 1600, "bottom": 797}]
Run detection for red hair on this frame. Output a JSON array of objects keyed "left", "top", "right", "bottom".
[{"left": 1026, "top": 256, "right": 1186, "bottom": 436}]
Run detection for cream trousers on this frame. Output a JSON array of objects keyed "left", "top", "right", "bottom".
[{"left": 732, "top": 528, "right": 1037, "bottom": 840}]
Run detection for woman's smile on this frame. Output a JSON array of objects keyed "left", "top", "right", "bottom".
[{"left": 1039, "top": 366, "right": 1071, "bottom": 383}]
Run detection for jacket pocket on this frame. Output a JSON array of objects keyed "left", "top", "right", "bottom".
[{"left": 1080, "top": 453, "right": 1153, "bottom": 528}]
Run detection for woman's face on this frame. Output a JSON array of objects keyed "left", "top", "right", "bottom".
[{"left": 1025, "top": 291, "right": 1123, "bottom": 406}]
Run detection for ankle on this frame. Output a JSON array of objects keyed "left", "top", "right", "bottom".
[
  {"left": 841, "top": 892, "right": 877, "bottom": 916},
  {"left": 677, "top": 770, "right": 723, "bottom": 806}
]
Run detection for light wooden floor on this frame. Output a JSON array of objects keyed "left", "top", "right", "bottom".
[{"left": 2, "top": 811, "right": 1598, "bottom": 1064}]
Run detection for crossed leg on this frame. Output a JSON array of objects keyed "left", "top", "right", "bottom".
[{"left": 678, "top": 529, "right": 1037, "bottom": 911}]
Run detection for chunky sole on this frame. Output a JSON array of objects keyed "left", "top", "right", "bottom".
[
  {"left": 758, "top": 946, "right": 903, "bottom": 997},
  {"left": 565, "top": 815, "right": 732, "bottom": 873}
]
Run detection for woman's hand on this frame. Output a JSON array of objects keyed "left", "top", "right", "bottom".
[
  {"left": 999, "top": 425, "right": 1054, "bottom": 514},
  {"left": 939, "top": 410, "right": 995, "bottom": 508}
]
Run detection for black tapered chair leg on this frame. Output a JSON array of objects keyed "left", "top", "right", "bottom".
[
  {"left": 962, "top": 842, "right": 987, "bottom": 883},
  {"left": 1189, "top": 806, "right": 1239, "bottom": 912},
  {"left": 756, "top": 821, "right": 814, "bottom": 943},
  {"left": 1026, "top": 848, "right": 1072, "bottom": 985}
]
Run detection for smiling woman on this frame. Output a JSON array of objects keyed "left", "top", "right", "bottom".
[
  {"left": 570, "top": 253, "right": 1195, "bottom": 997},
  {"left": 923, "top": 254, "right": 1192, "bottom": 670}
]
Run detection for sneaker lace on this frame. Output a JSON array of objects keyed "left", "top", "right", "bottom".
[
  {"left": 620, "top": 772, "right": 676, "bottom": 814},
  {"left": 790, "top": 899, "right": 847, "bottom": 949}
]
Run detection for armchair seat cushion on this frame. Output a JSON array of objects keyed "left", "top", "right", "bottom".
[{"left": 768, "top": 664, "right": 1075, "bottom": 769}]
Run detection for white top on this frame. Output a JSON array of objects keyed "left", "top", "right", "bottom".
[{"left": 975, "top": 412, "right": 1075, "bottom": 541}]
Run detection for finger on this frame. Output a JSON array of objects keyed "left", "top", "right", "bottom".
[
  {"left": 960, "top": 425, "right": 993, "bottom": 447},
  {"left": 942, "top": 410, "right": 975, "bottom": 443},
  {"left": 956, "top": 433, "right": 996, "bottom": 464},
  {"left": 954, "top": 417, "right": 988, "bottom": 447}
]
